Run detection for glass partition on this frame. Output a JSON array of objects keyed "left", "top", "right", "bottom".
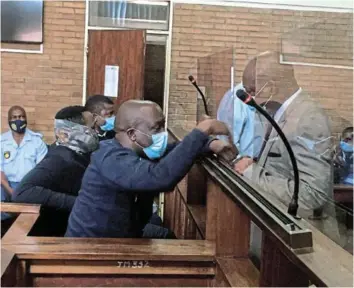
[{"left": 196, "top": 13, "right": 353, "bottom": 255}]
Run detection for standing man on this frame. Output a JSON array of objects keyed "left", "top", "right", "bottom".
[
  {"left": 84, "top": 95, "right": 116, "bottom": 141},
  {"left": 66, "top": 100, "right": 235, "bottom": 238},
  {"left": 217, "top": 83, "right": 266, "bottom": 160},
  {"left": 1, "top": 106, "right": 47, "bottom": 220}
]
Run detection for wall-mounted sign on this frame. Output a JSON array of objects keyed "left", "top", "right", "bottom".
[{"left": 104, "top": 65, "right": 119, "bottom": 97}]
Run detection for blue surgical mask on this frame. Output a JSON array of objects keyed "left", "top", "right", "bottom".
[
  {"left": 135, "top": 130, "right": 168, "bottom": 160},
  {"left": 100, "top": 116, "right": 115, "bottom": 131},
  {"left": 340, "top": 141, "right": 353, "bottom": 153}
]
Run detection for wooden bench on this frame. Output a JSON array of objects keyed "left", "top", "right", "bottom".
[{"left": 1, "top": 203, "right": 216, "bottom": 287}]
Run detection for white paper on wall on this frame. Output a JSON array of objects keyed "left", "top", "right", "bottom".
[{"left": 104, "top": 65, "right": 119, "bottom": 97}]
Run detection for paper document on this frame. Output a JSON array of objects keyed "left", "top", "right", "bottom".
[{"left": 104, "top": 65, "right": 119, "bottom": 97}]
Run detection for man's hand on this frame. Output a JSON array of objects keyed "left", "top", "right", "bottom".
[
  {"left": 197, "top": 119, "right": 231, "bottom": 137},
  {"left": 1, "top": 171, "right": 13, "bottom": 195},
  {"left": 234, "top": 157, "right": 254, "bottom": 175},
  {"left": 209, "top": 140, "right": 238, "bottom": 162}
]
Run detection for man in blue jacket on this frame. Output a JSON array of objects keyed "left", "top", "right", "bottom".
[{"left": 66, "top": 100, "right": 235, "bottom": 238}]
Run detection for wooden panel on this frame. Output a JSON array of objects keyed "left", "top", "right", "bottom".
[
  {"left": 216, "top": 258, "right": 259, "bottom": 287},
  {"left": 205, "top": 178, "right": 218, "bottom": 241},
  {"left": 163, "top": 189, "right": 176, "bottom": 231},
  {"left": 260, "top": 235, "right": 308, "bottom": 287},
  {"left": 3, "top": 239, "right": 215, "bottom": 262},
  {"left": 187, "top": 205, "right": 206, "bottom": 238},
  {"left": 186, "top": 164, "right": 207, "bottom": 205},
  {"left": 173, "top": 192, "right": 182, "bottom": 238},
  {"left": 216, "top": 189, "right": 250, "bottom": 257},
  {"left": 29, "top": 260, "right": 214, "bottom": 275},
  {"left": 33, "top": 275, "right": 211, "bottom": 287},
  {"left": 87, "top": 30, "right": 146, "bottom": 107},
  {"left": 178, "top": 198, "right": 187, "bottom": 239},
  {"left": 185, "top": 209, "right": 198, "bottom": 239},
  {"left": 177, "top": 177, "right": 188, "bottom": 202},
  {"left": 1, "top": 249, "right": 17, "bottom": 287},
  {"left": 214, "top": 264, "right": 230, "bottom": 287}
]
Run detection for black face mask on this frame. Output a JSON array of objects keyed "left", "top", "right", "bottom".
[{"left": 9, "top": 119, "right": 27, "bottom": 134}]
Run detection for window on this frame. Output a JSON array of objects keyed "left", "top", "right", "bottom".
[{"left": 89, "top": 1, "right": 169, "bottom": 31}]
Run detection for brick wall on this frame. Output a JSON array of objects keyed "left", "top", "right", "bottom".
[
  {"left": 1, "top": 1, "right": 85, "bottom": 142},
  {"left": 168, "top": 4, "right": 353, "bottom": 136}
]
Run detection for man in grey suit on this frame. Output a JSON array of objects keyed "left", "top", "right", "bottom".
[
  {"left": 234, "top": 51, "right": 339, "bottom": 262},
  {"left": 235, "top": 51, "right": 333, "bottom": 212}
]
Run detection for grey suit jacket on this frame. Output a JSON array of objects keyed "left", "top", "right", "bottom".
[{"left": 244, "top": 90, "right": 334, "bottom": 211}]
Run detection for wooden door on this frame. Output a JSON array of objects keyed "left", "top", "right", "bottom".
[{"left": 87, "top": 30, "right": 146, "bottom": 107}]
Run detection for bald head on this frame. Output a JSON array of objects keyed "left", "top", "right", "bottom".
[
  {"left": 115, "top": 100, "right": 166, "bottom": 155},
  {"left": 242, "top": 51, "right": 298, "bottom": 101},
  {"left": 115, "top": 100, "right": 163, "bottom": 131}
]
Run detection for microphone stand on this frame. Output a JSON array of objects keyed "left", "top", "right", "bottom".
[
  {"left": 237, "top": 91, "right": 300, "bottom": 219},
  {"left": 188, "top": 75, "right": 210, "bottom": 116}
]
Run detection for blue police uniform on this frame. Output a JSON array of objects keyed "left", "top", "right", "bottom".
[{"left": 1, "top": 129, "right": 48, "bottom": 220}]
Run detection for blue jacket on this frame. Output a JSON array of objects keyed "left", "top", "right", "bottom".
[{"left": 65, "top": 129, "right": 211, "bottom": 238}]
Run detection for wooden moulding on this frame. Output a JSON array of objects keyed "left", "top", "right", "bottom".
[{"left": 0, "top": 203, "right": 40, "bottom": 214}]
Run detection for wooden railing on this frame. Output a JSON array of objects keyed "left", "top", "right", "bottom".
[
  {"left": 165, "top": 128, "right": 353, "bottom": 287},
  {"left": 0, "top": 127, "right": 353, "bottom": 287}
]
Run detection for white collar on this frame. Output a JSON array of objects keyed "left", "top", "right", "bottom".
[{"left": 274, "top": 88, "right": 302, "bottom": 122}]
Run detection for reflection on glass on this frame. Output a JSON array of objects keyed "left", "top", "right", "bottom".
[{"left": 196, "top": 15, "right": 353, "bottom": 255}]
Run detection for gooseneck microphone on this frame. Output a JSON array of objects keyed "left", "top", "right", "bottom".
[
  {"left": 236, "top": 89, "right": 300, "bottom": 219},
  {"left": 188, "top": 75, "right": 210, "bottom": 116}
]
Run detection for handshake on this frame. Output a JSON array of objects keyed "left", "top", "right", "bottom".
[{"left": 196, "top": 116, "right": 238, "bottom": 163}]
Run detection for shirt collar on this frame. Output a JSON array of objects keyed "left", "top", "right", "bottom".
[{"left": 274, "top": 88, "right": 302, "bottom": 122}]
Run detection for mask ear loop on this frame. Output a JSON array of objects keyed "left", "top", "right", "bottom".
[
  {"left": 254, "top": 81, "right": 269, "bottom": 99},
  {"left": 126, "top": 128, "right": 152, "bottom": 149}
]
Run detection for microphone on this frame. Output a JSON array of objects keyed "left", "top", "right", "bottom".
[
  {"left": 188, "top": 75, "right": 210, "bottom": 116},
  {"left": 236, "top": 89, "right": 300, "bottom": 219}
]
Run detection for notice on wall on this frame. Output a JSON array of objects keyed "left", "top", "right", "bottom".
[{"left": 104, "top": 65, "right": 119, "bottom": 97}]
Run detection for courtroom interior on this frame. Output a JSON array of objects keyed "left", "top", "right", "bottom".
[{"left": 1, "top": 0, "right": 353, "bottom": 287}]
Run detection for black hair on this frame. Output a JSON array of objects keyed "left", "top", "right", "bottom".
[
  {"left": 342, "top": 127, "right": 353, "bottom": 137},
  {"left": 55, "top": 105, "right": 86, "bottom": 125},
  {"left": 8, "top": 105, "right": 26, "bottom": 119},
  {"left": 84, "top": 95, "right": 114, "bottom": 114}
]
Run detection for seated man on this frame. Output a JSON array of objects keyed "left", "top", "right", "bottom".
[
  {"left": 66, "top": 100, "right": 234, "bottom": 238},
  {"left": 334, "top": 127, "right": 353, "bottom": 185},
  {"left": 1, "top": 105, "right": 47, "bottom": 221},
  {"left": 12, "top": 106, "right": 99, "bottom": 236},
  {"left": 85, "top": 95, "right": 116, "bottom": 141}
]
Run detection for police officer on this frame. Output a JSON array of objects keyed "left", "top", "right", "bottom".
[{"left": 1, "top": 106, "right": 47, "bottom": 220}]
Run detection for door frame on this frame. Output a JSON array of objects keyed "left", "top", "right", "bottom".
[{"left": 82, "top": 0, "right": 173, "bottom": 123}]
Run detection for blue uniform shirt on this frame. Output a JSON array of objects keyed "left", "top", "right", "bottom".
[
  {"left": 1, "top": 129, "right": 48, "bottom": 182},
  {"left": 217, "top": 83, "right": 265, "bottom": 158}
]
